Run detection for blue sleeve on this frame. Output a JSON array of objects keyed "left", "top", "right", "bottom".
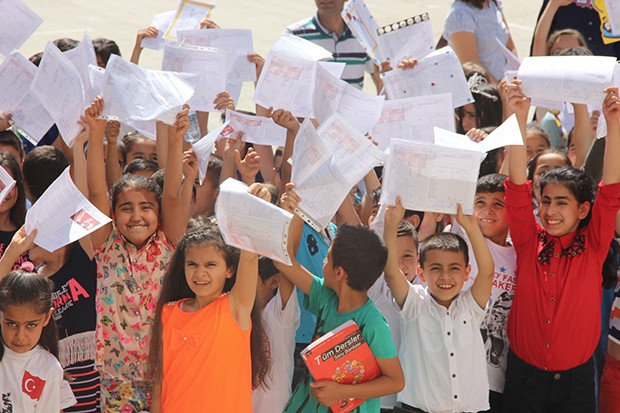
[{"left": 444, "top": 3, "right": 477, "bottom": 37}]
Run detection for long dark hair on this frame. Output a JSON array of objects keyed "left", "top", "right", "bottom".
[
  {"left": 0, "top": 271, "right": 58, "bottom": 360},
  {"left": 0, "top": 152, "right": 26, "bottom": 228},
  {"left": 148, "top": 226, "right": 269, "bottom": 388}
]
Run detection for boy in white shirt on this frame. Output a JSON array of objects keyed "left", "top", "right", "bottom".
[{"left": 384, "top": 198, "right": 494, "bottom": 413}]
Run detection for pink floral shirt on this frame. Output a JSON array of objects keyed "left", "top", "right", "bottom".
[{"left": 94, "top": 226, "right": 173, "bottom": 382}]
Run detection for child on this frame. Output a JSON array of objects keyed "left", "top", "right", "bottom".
[
  {"left": 85, "top": 97, "right": 188, "bottom": 412},
  {"left": 450, "top": 173, "right": 516, "bottom": 412},
  {"left": 502, "top": 82, "right": 620, "bottom": 412},
  {"left": 384, "top": 198, "right": 494, "bottom": 412},
  {"left": 148, "top": 225, "right": 261, "bottom": 412},
  {"left": 0, "top": 153, "right": 29, "bottom": 269},
  {"left": 253, "top": 256, "right": 300, "bottom": 413},
  {"left": 275, "top": 184, "right": 405, "bottom": 413},
  {"left": 368, "top": 218, "right": 418, "bottom": 411},
  {"left": 0, "top": 270, "right": 77, "bottom": 411}
]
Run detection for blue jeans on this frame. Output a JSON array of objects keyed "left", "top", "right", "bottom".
[{"left": 503, "top": 350, "right": 595, "bottom": 413}]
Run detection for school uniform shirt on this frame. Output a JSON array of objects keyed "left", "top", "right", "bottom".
[
  {"left": 94, "top": 226, "right": 173, "bottom": 383},
  {"left": 285, "top": 276, "right": 397, "bottom": 413},
  {"left": 368, "top": 274, "right": 402, "bottom": 409},
  {"left": 398, "top": 284, "right": 489, "bottom": 413},
  {"left": 505, "top": 179, "right": 620, "bottom": 371},
  {"left": 0, "top": 344, "right": 77, "bottom": 412},
  {"left": 451, "top": 221, "right": 517, "bottom": 393},
  {"left": 253, "top": 288, "right": 301, "bottom": 413},
  {"left": 285, "top": 13, "right": 374, "bottom": 89}
]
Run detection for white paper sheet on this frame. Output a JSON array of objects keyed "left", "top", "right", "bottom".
[
  {"left": 0, "top": 0, "right": 43, "bottom": 57},
  {"left": 163, "top": 0, "right": 215, "bottom": 40},
  {"left": 271, "top": 33, "right": 332, "bottom": 61},
  {"left": 31, "top": 42, "right": 86, "bottom": 147},
  {"left": 382, "top": 46, "right": 474, "bottom": 108},
  {"left": 370, "top": 93, "right": 454, "bottom": 149},
  {"left": 518, "top": 55, "right": 616, "bottom": 107},
  {"left": 0, "top": 51, "right": 53, "bottom": 143},
  {"left": 341, "top": 0, "right": 383, "bottom": 64},
  {"left": 225, "top": 110, "right": 286, "bottom": 146},
  {"left": 192, "top": 122, "right": 225, "bottom": 184},
  {"left": 312, "top": 64, "right": 384, "bottom": 134},
  {"left": 378, "top": 17, "right": 435, "bottom": 64},
  {"left": 254, "top": 50, "right": 317, "bottom": 118},
  {"left": 178, "top": 28, "right": 256, "bottom": 83},
  {"left": 88, "top": 64, "right": 105, "bottom": 97},
  {"left": 11, "top": 93, "right": 55, "bottom": 144},
  {"left": 292, "top": 114, "right": 386, "bottom": 230},
  {"left": 495, "top": 37, "right": 520, "bottom": 72},
  {"left": 101, "top": 55, "right": 198, "bottom": 125},
  {"left": 433, "top": 115, "right": 523, "bottom": 154},
  {"left": 215, "top": 178, "right": 293, "bottom": 265},
  {"left": 142, "top": 10, "right": 176, "bottom": 50},
  {"left": 25, "top": 168, "right": 112, "bottom": 253},
  {"left": 290, "top": 119, "right": 331, "bottom": 186},
  {"left": 124, "top": 120, "right": 157, "bottom": 141},
  {"left": 380, "top": 139, "right": 481, "bottom": 215},
  {"left": 64, "top": 33, "right": 98, "bottom": 105},
  {"left": 162, "top": 42, "right": 227, "bottom": 112},
  {"left": 0, "top": 164, "right": 16, "bottom": 207}
]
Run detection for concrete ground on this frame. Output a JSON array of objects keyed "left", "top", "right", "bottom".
[{"left": 21, "top": 0, "right": 541, "bottom": 111}]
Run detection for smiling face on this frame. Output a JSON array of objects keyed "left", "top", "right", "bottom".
[
  {"left": 113, "top": 188, "right": 160, "bottom": 248},
  {"left": 396, "top": 235, "right": 418, "bottom": 283},
  {"left": 474, "top": 191, "right": 509, "bottom": 246},
  {"left": 418, "top": 250, "right": 470, "bottom": 308},
  {"left": 1, "top": 304, "right": 52, "bottom": 354},
  {"left": 532, "top": 153, "right": 569, "bottom": 201},
  {"left": 184, "top": 244, "right": 234, "bottom": 306},
  {"left": 538, "top": 182, "right": 589, "bottom": 237}
]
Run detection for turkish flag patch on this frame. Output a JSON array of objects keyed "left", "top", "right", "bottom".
[{"left": 22, "top": 370, "right": 45, "bottom": 401}]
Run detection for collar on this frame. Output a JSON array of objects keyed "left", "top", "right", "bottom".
[
  {"left": 312, "top": 12, "right": 352, "bottom": 41},
  {"left": 537, "top": 229, "right": 586, "bottom": 265}
]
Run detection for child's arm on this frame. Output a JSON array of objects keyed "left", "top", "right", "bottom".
[
  {"left": 270, "top": 109, "right": 300, "bottom": 194},
  {"left": 104, "top": 120, "right": 123, "bottom": 188},
  {"left": 0, "top": 113, "right": 12, "bottom": 132},
  {"left": 0, "top": 226, "right": 35, "bottom": 278},
  {"left": 228, "top": 183, "right": 270, "bottom": 330},
  {"left": 72, "top": 120, "right": 94, "bottom": 259},
  {"left": 602, "top": 87, "right": 620, "bottom": 185},
  {"left": 505, "top": 80, "right": 531, "bottom": 185},
  {"left": 310, "top": 356, "right": 404, "bottom": 406},
  {"left": 161, "top": 106, "right": 190, "bottom": 246},
  {"left": 531, "top": 0, "right": 572, "bottom": 56},
  {"left": 456, "top": 204, "right": 494, "bottom": 309},
  {"left": 570, "top": 103, "right": 595, "bottom": 169},
  {"left": 85, "top": 97, "right": 113, "bottom": 248},
  {"left": 219, "top": 135, "right": 244, "bottom": 184},
  {"left": 180, "top": 149, "right": 199, "bottom": 222},
  {"left": 130, "top": 26, "right": 158, "bottom": 65},
  {"left": 334, "top": 192, "right": 363, "bottom": 226},
  {"left": 272, "top": 183, "right": 314, "bottom": 295},
  {"left": 236, "top": 147, "right": 261, "bottom": 185},
  {"left": 383, "top": 197, "right": 410, "bottom": 309}
]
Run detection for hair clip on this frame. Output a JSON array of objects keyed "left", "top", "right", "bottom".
[{"left": 467, "top": 72, "right": 498, "bottom": 102}]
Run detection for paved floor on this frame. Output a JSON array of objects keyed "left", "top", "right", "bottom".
[{"left": 21, "top": 0, "right": 541, "bottom": 111}]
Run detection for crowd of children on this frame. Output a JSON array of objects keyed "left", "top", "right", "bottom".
[{"left": 2, "top": 1, "right": 620, "bottom": 413}]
